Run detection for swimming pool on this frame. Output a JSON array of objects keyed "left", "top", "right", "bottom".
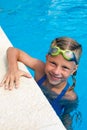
[{"left": 0, "top": 0, "right": 87, "bottom": 129}]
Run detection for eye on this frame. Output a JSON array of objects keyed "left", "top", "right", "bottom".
[
  {"left": 50, "top": 61, "right": 56, "bottom": 64},
  {"left": 50, "top": 61, "right": 56, "bottom": 66},
  {"left": 62, "top": 65, "right": 70, "bottom": 70}
]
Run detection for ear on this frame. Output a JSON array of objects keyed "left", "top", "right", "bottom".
[
  {"left": 46, "top": 54, "right": 49, "bottom": 60},
  {"left": 71, "top": 65, "right": 78, "bottom": 75}
]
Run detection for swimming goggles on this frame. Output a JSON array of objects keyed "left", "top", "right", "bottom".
[{"left": 48, "top": 46, "right": 78, "bottom": 64}]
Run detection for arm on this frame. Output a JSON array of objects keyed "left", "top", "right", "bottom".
[
  {"left": 0, "top": 47, "right": 44, "bottom": 90},
  {"left": 7, "top": 47, "right": 42, "bottom": 70}
]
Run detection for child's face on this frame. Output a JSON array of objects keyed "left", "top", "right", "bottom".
[{"left": 45, "top": 54, "right": 77, "bottom": 86}]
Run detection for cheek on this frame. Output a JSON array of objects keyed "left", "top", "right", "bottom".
[
  {"left": 64, "top": 73, "right": 71, "bottom": 78},
  {"left": 62, "top": 70, "right": 72, "bottom": 79},
  {"left": 45, "top": 64, "right": 50, "bottom": 73},
  {"left": 45, "top": 63, "right": 53, "bottom": 73}
]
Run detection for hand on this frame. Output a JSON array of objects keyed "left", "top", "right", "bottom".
[{"left": 0, "top": 69, "right": 31, "bottom": 90}]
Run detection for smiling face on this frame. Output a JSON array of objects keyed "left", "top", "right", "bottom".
[{"left": 45, "top": 54, "right": 77, "bottom": 87}]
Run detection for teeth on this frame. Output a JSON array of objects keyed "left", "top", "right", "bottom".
[
  {"left": 53, "top": 76, "right": 61, "bottom": 78},
  {"left": 50, "top": 73, "right": 62, "bottom": 78}
]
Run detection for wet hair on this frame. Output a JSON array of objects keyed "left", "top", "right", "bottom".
[{"left": 51, "top": 37, "right": 82, "bottom": 90}]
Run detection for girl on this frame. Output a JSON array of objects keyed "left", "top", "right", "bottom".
[{"left": 0, "top": 37, "right": 82, "bottom": 129}]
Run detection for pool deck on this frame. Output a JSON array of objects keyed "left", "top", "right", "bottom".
[{"left": 0, "top": 27, "right": 66, "bottom": 130}]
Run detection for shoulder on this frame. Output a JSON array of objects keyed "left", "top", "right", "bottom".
[
  {"left": 65, "top": 90, "right": 77, "bottom": 101},
  {"left": 61, "top": 91, "right": 78, "bottom": 113},
  {"left": 34, "top": 60, "right": 46, "bottom": 81},
  {"left": 35, "top": 60, "right": 45, "bottom": 72}
]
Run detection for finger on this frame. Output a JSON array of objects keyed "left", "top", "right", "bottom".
[
  {"left": 5, "top": 84, "right": 9, "bottom": 90},
  {"left": 0, "top": 75, "right": 7, "bottom": 87},
  {"left": 14, "top": 76, "right": 20, "bottom": 89},
  {"left": 4, "top": 77, "right": 10, "bottom": 90},
  {"left": 8, "top": 78, "right": 14, "bottom": 90},
  {"left": 22, "top": 71, "right": 32, "bottom": 78}
]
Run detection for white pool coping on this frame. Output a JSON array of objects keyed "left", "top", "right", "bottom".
[{"left": 0, "top": 26, "right": 66, "bottom": 130}]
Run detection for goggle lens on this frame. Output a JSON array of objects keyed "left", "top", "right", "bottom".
[
  {"left": 48, "top": 46, "right": 78, "bottom": 64},
  {"left": 50, "top": 47, "right": 60, "bottom": 55},
  {"left": 64, "top": 51, "right": 74, "bottom": 60}
]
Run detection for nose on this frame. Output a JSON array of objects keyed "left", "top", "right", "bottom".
[{"left": 53, "top": 66, "right": 62, "bottom": 75}]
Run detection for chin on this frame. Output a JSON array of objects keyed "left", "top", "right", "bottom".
[{"left": 49, "top": 80, "right": 61, "bottom": 86}]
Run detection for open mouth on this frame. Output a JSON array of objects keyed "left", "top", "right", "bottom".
[{"left": 49, "top": 73, "right": 62, "bottom": 81}]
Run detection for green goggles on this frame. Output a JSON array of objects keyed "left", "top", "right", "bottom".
[{"left": 48, "top": 46, "right": 78, "bottom": 64}]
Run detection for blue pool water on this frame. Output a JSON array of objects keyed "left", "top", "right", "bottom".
[{"left": 0, "top": 0, "right": 87, "bottom": 129}]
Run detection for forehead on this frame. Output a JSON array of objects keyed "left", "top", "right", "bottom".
[{"left": 47, "top": 54, "right": 75, "bottom": 67}]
